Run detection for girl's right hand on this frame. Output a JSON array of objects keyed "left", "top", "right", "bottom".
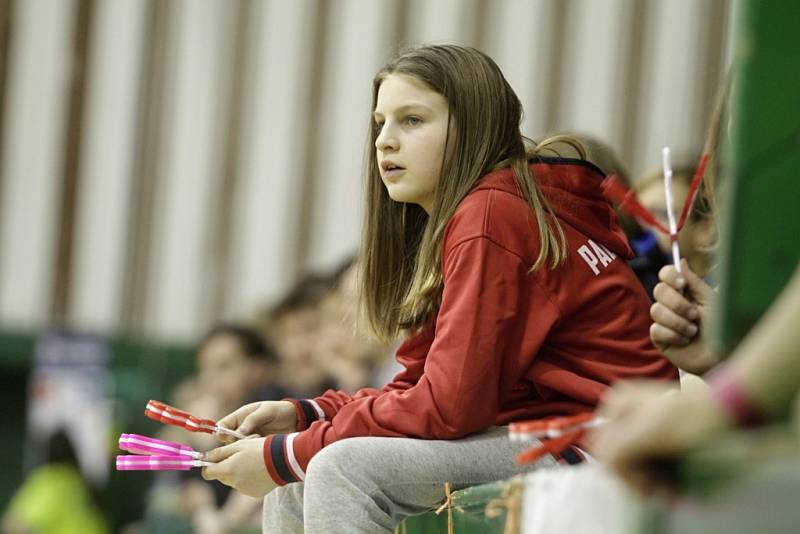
[
  {"left": 216, "top": 401, "right": 297, "bottom": 443},
  {"left": 649, "top": 260, "right": 720, "bottom": 375}
]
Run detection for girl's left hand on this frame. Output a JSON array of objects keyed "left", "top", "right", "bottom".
[{"left": 201, "top": 438, "right": 277, "bottom": 497}]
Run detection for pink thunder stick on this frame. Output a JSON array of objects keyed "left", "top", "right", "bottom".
[
  {"left": 116, "top": 455, "right": 212, "bottom": 471},
  {"left": 145, "top": 400, "right": 247, "bottom": 440},
  {"left": 119, "top": 433, "right": 201, "bottom": 459}
]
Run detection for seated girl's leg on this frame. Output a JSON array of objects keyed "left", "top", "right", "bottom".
[
  {"left": 301, "top": 426, "right": 556, "bottom": 534},
  {"left": 262, "top": 481, "right": 304, "bottom": 534}
]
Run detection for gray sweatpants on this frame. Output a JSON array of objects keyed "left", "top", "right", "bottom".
[{"left": 262, "top": 426, "right": 556, "bottom": 533}]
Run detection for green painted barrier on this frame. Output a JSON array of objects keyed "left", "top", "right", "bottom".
[
  {"left": 400, "top": 480, "right": 517, "bottom": 533},
  {"left": 714, "top": 0, "right": 800, "bottom": 353}
]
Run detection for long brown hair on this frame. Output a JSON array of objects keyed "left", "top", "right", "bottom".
[{"left": 361, "top": 45, "right": 571, "bottom": 342}]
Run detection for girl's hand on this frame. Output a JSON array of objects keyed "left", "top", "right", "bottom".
[
  {"left": 650, "top": 260, "right": 720, "bottom": 374},
  {"left": 201, "top": 438, "right": 277, "bottom": 497},
  {"left": 216, "top": 401, "right": 297, "bottom": 443},
  {"left": 591, "top": 381, "right": 730, "bottom": 496}
]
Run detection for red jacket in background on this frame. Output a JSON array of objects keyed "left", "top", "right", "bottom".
[{"left": 263, "top": 157, "right": 677, "bottom": 486}]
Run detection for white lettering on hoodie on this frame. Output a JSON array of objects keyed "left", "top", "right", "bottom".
[{"left": 578, "top": 239, "right": 617, "bottom": 275}]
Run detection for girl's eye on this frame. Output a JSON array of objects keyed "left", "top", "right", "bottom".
[
  {"left": 404, "top": 116, "right": 422, "bottom": 127},
  {"left": 374, "top": 121, "right": 384, "bottom": 133}
]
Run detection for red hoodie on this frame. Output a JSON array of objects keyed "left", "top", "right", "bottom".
[{"left": 262, "top": 158, "right": 677, "bottom": 485}]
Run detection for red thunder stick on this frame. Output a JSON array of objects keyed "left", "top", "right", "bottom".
[
  {"left": 509, "top": 413, "right": 606, "bottom": 465},
  {"left": 164, "top": 405, "right": 216, "bottom": 434},
  {"left": 509, "top": 413, "right": 600, "bottom": 440},
  {"left": 146, "top": 400, "right": 213, "bottom": 432},
  {"left": 516, "top": 429, "right": 587, "bottom": 465},
  {"left": 601, "top": 152, "right": 710, "bottom": 235},
  {"left": 145, "top": 400, "right": 246, "bottom": 439},
  {"left": 144, "top": 400, "right": 171, "bottom": 425}
]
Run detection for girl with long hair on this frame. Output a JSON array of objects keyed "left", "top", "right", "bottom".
[{"left": 201, "top": 44, "right": 676, "bottom": 533}]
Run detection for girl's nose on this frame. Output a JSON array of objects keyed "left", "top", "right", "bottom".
[{"left": 375, "top": 124, "right": 398, "bottom": 152}]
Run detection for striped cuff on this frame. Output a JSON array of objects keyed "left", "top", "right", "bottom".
[
  {"left": 263, "top": 433, "right": 305, "bottom": 486},
  {"left": 286, "top": 399, "right": 326, "bottom": 431}
]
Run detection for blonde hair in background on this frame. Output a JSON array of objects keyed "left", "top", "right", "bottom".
[{"left": 699, "top": 74, "right": 732, "bottom": 221}]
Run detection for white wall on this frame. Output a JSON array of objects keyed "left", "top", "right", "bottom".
[{"left": 0, "top": 0, "right": 735, "bottom": 342}]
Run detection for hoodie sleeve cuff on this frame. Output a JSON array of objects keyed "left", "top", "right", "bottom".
[
  {"left": 284, "top": 399, "right": 327, "bottom": 431},
  {"left": 263, "top": 433, "right": 305, "bottom": 486}
]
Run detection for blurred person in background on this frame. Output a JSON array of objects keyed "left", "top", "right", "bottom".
[
  {"left": 138, "top": 324, "right": 283, "bottom": 534},
  {"left": 160, "top": 324, "right": 286, "bottom": 453},
  {"left": 255, "top": 275, "right": 337, "bottom": 399},
  {"left": 635, "top": 161, "right": 716, "bottom": 281},
  {"left": 2, "top": 431, "right": 109, "bottom": 534},
  {"left": 517, "top": 84, "right": 737, "bottom": 532},
  {"left": 313, "top": 257, "right": 401, "bottom": 393},
  {"left": 195, "top": 324, "right": 287, "bottom": 408},
  {"left": 594, "top": 261, "right": 800, "bottom": 494}
]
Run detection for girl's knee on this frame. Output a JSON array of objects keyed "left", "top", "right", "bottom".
[{"left": 306, "top": 438, "right": 371, "bottom": 484}]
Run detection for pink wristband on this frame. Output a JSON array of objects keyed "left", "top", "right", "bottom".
[{"left": 706, "top": 366, "right": 764, "bottom": 427}]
